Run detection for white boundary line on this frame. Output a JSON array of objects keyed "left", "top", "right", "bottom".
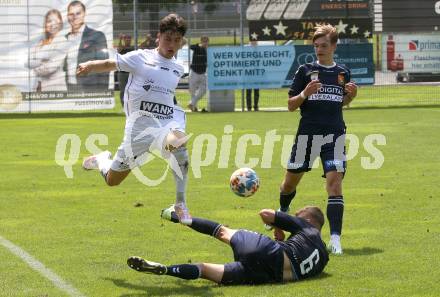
[{"left": 0, "top": 235, "right": 86, "bottom": 297}]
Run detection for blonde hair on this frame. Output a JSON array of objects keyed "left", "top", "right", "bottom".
[
  {"left": 43, "top": 9, "right": 63, "bottom": 40},
  {"left": 313, "top": 24, "right": 338, "bottom": 44}
]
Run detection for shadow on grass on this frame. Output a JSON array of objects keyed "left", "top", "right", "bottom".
[
  {"left": 105, "top": 278, "right": 216, "bottom": 297},
  {"left": 291, "top": 271, "right": 331, "bottom": 285},
  {"left": 342, "top": 247, "right": 383, "bottom": 256},
  {"left": 107, "top": 271, "right": 332, "bottom": 296},
  {"left": 0, "top": 112, "right": 124, "bottom": 120},
  {"left": 310, "top": 271, "right": 331, "bottom": 280}
]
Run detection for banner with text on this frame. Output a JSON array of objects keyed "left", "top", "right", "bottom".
[
  {"left": 247, "top": 0, "right": 372, "bottom": 41},
  {"left": 249, "top": 18, "right": 373, "bottom": 41},
  {"left": 286, "top": 43, "right": 374, "bottom": 85},
  {"left": 207, "top": 45, "right": 295, "bottom": 90},
  {"left": 247, "top": 0, "right": 372, "bottom": 20},
  {"left": 0, "top": 0, "right": 114, "bottom": 113},
  {"left": 207, "top": 43, "right": 374, "bottom": 90},
  {"left": 382, "top": 34, "right": 440, "bottom": 73}
]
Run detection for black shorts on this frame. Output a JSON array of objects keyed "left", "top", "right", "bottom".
[
  {"left": 286, "top": 131, "right": 346, "bottom": 176},
  {"left": 221, "top": 230, "right": 284, "bottom": 285}
]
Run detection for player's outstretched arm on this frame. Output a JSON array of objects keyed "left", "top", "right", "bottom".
[{"left": 76, "top": 59, "right": 117, "bottom": 76}]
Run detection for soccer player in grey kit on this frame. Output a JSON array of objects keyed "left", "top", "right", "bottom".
[{"left": 273, "top": 24, "right": 358, "bottom": 255}]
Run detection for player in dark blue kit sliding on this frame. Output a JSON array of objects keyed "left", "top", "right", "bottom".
[
  {"left": 271, "top": 24, "right": 358, "bottom": 255},
  {"left": 127, "top": 206, "right": 329, "bottom": 285}
]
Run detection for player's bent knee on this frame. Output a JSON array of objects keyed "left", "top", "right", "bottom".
[
  {"left": 216, "top": 226, "right": 236, "bottom": 243},
  {"left": 165, "top": 130, "right": 188, "bottom": 152},
  {"left": 105, "top": 174, "right": 122, "bottom": 187},
  {"left": 259, "top": 209, "right": 275, "bottom": 224},
  {"left": 105, "top": 169, "right": 130, "bottom": 187},
  {"left": 326, "top": 177, "right": 342, "bottom": 195},
  {"left": 105, "top": 178, "right": 121, "bottom": 187},
  {"left": 198, "top": 263, "right": 207, "bottom": 274},
  {"left": 259, "top": 209, "right": 270, "bottom": 219},
  {"left": 215, "top": 226, "right": 228, "bottom": 239}
]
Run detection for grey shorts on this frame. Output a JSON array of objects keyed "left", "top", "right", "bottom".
[{"left": 111, "top": 107, "right": 186, "bottom": 172}]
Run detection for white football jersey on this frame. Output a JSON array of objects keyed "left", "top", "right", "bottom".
[{"left": 115, "top": 49, "right": 184, "bottom": 122}]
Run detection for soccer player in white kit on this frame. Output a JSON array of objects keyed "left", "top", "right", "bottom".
[{"left": 78, "top": 14, "right": 192, "bottom": 224}]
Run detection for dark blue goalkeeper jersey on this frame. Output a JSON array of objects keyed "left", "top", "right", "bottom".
[{"left": 288, "top": 62, "right": 351, "bottom": 134}]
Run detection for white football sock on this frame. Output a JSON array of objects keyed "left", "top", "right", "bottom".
[
  {"left": 97, "top": 155, "right": 112, "bottom": 178},
  {"left": 331, "top": 234, "right": 341, "bottom": 243},
  {"left": 171, "top": 147, "right": 188, "bottom": 205}
]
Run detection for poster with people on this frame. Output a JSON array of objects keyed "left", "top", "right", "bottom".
[{"left": 0, "top": 0, "right": 114, "bottom": 112}]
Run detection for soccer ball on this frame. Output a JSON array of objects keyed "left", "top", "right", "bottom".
[{"left": 229, "top": 168, "right": 260, "bottom": 197}]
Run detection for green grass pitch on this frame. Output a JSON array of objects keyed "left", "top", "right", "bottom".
[
  {"left": 173, "top": 84, "right": 440, "bottom": 110},
  {"left": 1, "top": 105, "right": 439, "bottom": 296}
]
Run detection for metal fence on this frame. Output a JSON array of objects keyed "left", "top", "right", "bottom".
[
  {"left": 0, "top": 0, "right": 439, "bottom": 113},
  {"left": 111, "top": 0, "right": 439, "bottom": 111}
]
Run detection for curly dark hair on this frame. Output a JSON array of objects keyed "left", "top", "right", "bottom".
[{"left": 159, "top": 13, "right": 187, "bottom": 36}]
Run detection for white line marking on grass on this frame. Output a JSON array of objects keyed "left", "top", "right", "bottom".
[{"left": 0, "top": 235, "right": 87, "bottom": 297}]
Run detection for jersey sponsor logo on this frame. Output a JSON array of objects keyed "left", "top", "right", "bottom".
[
  {"left": 140, "top": 101, "right": 174, "bottom": 116},
  {"left": 138, "top": 110, "right": 173, "bottom": 120},
  {"left": 287, "top": 161, "right": 305, "bottom": 169},
  {"left": 309, "top": 93, "right": 343, "bottom": 102},
  {"left": 142, "top": 79, "right": 175, "bottom": 96},
  {"left": 325, "top": 159, "right": 344, "bottom": 167},
  {"left": 173, "top": 70, "right": 181, "bottom": 77},
  {"left": 318, "top": 85, "right": 344, "bottom": 95},
  {"left": 309, "top": 84, "right": 344, "bottom": 102},
  {"left": 143, "top": 79, "right": 154, "bottom": 92},
  {"left": 309, "top": 70, "right": 319, "bottom": 80},
  {"left": 409, "top": 40, "right": 418, "bottom": 51},
  {"left": 160, "top": 66, "right": 170, "bottom": 71},
  {"left": 338, "top": 72, "right": 346, "bottom": 86},
  {"left": 324, "top": 159, "right": 345, "bottom": 172}
]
